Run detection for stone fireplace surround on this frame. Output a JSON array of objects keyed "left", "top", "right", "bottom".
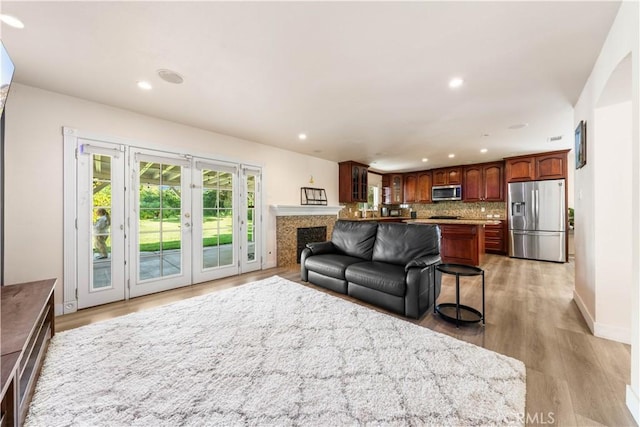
[{"left": 271, "top": 205, "right": 342, "bottom": 268}]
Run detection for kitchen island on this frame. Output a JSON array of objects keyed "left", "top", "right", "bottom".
[{"left": 405, "top": 218, "right": 500, "bottom": 266}]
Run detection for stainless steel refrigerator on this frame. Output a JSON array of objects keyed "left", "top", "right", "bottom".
[{"left": 508, "top": 179, "right": 566, "bottom": 263}]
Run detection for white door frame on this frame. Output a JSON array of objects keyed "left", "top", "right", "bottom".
[
  {"left": 76, "top": 140, "right": 127, "bottom": 309},
  {"left": 63, "top": 128, "right": 266, "bottom": 313},
  {"left": 63, "top": 127, "right": 135, "bottom": 313}
]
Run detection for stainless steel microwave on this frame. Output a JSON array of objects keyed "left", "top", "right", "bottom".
[{"left": 432, "top": 185, "right": 462, "bottom": 201}]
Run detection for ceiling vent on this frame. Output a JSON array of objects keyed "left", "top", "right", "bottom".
[
  {"left": 548, "top": 135, "right": 563, "bottom": 142},
  {"left": 157, "top": 69, "right": 184, "bottom": 84}
]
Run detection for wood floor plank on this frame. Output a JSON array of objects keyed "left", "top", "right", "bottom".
[
  {"left": 525, "top": 368, "right": 577, "bottom": 427},
  {"left": 556, "top": 327, "right": 635, "bottom": 426},
  {"left": 54, "top": 255, "right": 635, "bottom": 426}
]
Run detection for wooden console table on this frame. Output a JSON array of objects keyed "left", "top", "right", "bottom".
[{"left": 1, "top": 279, "right": 56, "bottom": 426}]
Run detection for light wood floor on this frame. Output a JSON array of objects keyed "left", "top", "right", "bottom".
[{"left": 57, "top": 255, "right": 636, "bottom": 427}]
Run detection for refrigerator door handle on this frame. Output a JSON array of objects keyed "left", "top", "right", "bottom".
[
  {"left": 533, "top": 189, "right": 540, "bottom": 230},
  {"left": 531, "top": 189, "right": 536, "bottom": 229}
]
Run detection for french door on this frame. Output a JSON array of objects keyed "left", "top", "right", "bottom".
[
  {"left": 191, "top": 162, "right": 263, "bottom": 282},
  {"left": 129, "top": 150, "right": 193, "bottom": 297},
  {"left": 76, "top": 141, "right": 126, "bottom": 309},
  {"left": 241, "top": 167, "right": 261, "bottom": 273},
  {"left": 192, "top": 160, "right": 239, "bottom": 282},
  {"left": 67, "top": 132, "right": 263, "bottom": 310}
]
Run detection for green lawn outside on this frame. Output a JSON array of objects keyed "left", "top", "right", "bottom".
[{"left": 95, "top": 216, "right": 254, "bottom": 253}]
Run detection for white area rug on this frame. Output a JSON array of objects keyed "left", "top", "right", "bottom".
[{"left": 27, "top": 276, "right": 525, "bottom": 426}]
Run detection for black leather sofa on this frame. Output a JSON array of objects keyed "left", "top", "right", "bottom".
[{"left": 300, "top": 220, "right": 442, "bottom": 319}]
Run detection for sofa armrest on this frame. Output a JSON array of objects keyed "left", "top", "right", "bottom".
[
  {"left": 405, "top": 259, "right": 442, "bottom": 318},
  {"left": 405, "top": 254, "right": 441, "bottom": 272},
  {"left": 306, "top": 241, "right": 336, "bottom": 255},
  {"left": 301, "top": 241, "right": 336, "bottom": 282}
]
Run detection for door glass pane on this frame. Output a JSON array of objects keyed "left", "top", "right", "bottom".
[
  {"left": 202, "top": 169, "right": 234, "bottom": 270},
  {"left": 246, "top": 175, "right": 256, "bottom": 262},
  {"left": 92, "top": 155, "right": 112, "bottom": 289},
  {"left": 138, "top": 161, "right": 182, "bottom": 281}
]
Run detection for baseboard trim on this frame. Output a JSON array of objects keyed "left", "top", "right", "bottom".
[
  {"left": 573, "top": 290, "right": 595, "bottom": 333},
  {"left": 627, "top": 385, "right": 640, "bottom": 425},
  {"left": 594, "top": 322, "right": 631, "bottom": 344}
]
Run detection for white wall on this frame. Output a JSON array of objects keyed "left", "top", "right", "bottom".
[
  {"left": 4, "top": 83, "right": 339, "bottom": 306},
  {"left": 593, "top": 101, "right": 632, "bottom": 341},
  {"left": 572, "top": 1, "right": 639, "bottom": 422}
]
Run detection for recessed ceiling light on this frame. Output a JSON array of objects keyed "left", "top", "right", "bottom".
[
  {"left": 298, "top": 133, "right": 307, "bottom": 141},
  {"left": 421, "top": 158, "right": 428, "bottom": 162},
  {"left": 449, "top": 77, "right": 464, "bottom": 88},
  {"left": 157, "top": 69, "right": 184, "bottom": 84},
  {"left": 0, "top": 14, "right": 24, "bottom": 29},
  {"left": 448, "top": 154, "right": 455, "bottom": 158},
  {"left": 508, "top": 123, "right": 528, "bottom": 130},
  {"left": 137, "top": 81, "right": 152, "bottom": 90},
  {"left": 480, "top": 148, "right": 488, "bottom": 153}
]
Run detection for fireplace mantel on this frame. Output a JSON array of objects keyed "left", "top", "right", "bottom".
[{"left": 270, "top": 205, "right": 343, "bottom": 217}]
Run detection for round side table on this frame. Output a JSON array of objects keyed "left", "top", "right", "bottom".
[{"left": 433, "top": 263, "right": 485, "bottom": 327}]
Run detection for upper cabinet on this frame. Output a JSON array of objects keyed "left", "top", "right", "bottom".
[
  {"left": 505, "top": 158, "right": 534, "bottom": 182},
  {"left": 432, "top": 167, "right": 462, "bottom": 186},
  {"left": 417, "top": 171, "right": 433, "bottom": 203},
  {"left": 382, "top": 173, "right": 403, "bottom": 204},
  {"left": 505, "top": 150, "right": 569, "bottom": 183},
  {"left": 463, "top": 162, "right": 504, "bottom": 202},
  {"left": 339, "top": 161, "right": 369, "bottom": 203},
  {"left": 536, "top": 152, "right": 567, "bottom": 180},
  {"left": 402, "top": 171, "right": 432, "bottom": 204},
  {"left": 403, "top": 173, "right": 418, "bottom": 203}
]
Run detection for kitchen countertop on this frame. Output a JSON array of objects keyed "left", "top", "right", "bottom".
[
  {"left": 344, "top": 217, "right": 502, "bottom": 225},
  {"left": 404, "top": 218, "right": 501, "bottom": 225},
  {"left": 348, "top": 216, "right": 412, "bottom": 221}
]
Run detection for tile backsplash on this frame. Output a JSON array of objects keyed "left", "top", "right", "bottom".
[
  {"left": 411, "top": 201, "right": 506, "bottom": 219},
  {"left": 338, "top": 201, "right": 506, "bottom": 219}
]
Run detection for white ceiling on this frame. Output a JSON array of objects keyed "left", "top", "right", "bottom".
[{"left": 1, "top": 1, "right": 620, "bottom": 172}]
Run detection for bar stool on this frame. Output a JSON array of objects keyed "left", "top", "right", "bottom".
[{"left": 433, "top": 263, "right": 485, "bottom": 327}]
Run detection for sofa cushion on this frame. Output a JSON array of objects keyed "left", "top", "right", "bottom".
[
  {"left": 305, "top": 254, "right": 364, "bottom": 280},
  {"left": 372, "top": 223, "right": 441, "bottom": 265},
  {"left": 345, "top": 261, "right": 406, "bottom": 297},
  {"left": 331, "top": 221, "right": 378, "bottom": 260}
]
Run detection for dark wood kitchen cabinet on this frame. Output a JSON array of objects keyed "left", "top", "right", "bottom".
[
  {"left": 535, "top": 152, "right": 567, "bottom": 180},
  {"left": 484, "top": 221, "right": 507, "bottom": 254},
  {"left": 439, "top": 224, "right": 485, "bottom": 266},
  {"left": 400, "top": 171, "right": 432, "bottom": 204},
  {"left": 417, "top": 171, "right": 432, "bottom": 203},
  {"left": 339, "top": 161, "right": 369, "bottom": 203},
  {"left": 403, "top": 173, "right": 417, "bottom": 203},
  {"left": 463, "top": 161, "right": 504, "bottom": 202},
  {"left": 432, "top": 167, "right": 462, "bottom": 186},
  {"left": 382, "top": 174, "right": 403, "bottom": 205},
  {"left": 505, "top": 150, "right": 569, "bottom": 183}
]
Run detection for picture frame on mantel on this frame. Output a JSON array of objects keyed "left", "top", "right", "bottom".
[{"left": 575, "top": 120, "right": 587, "bottom": 169}]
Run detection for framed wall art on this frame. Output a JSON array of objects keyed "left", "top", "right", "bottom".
[{"left": 575, "top": 120, "right": 587, "bottom": 169}]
